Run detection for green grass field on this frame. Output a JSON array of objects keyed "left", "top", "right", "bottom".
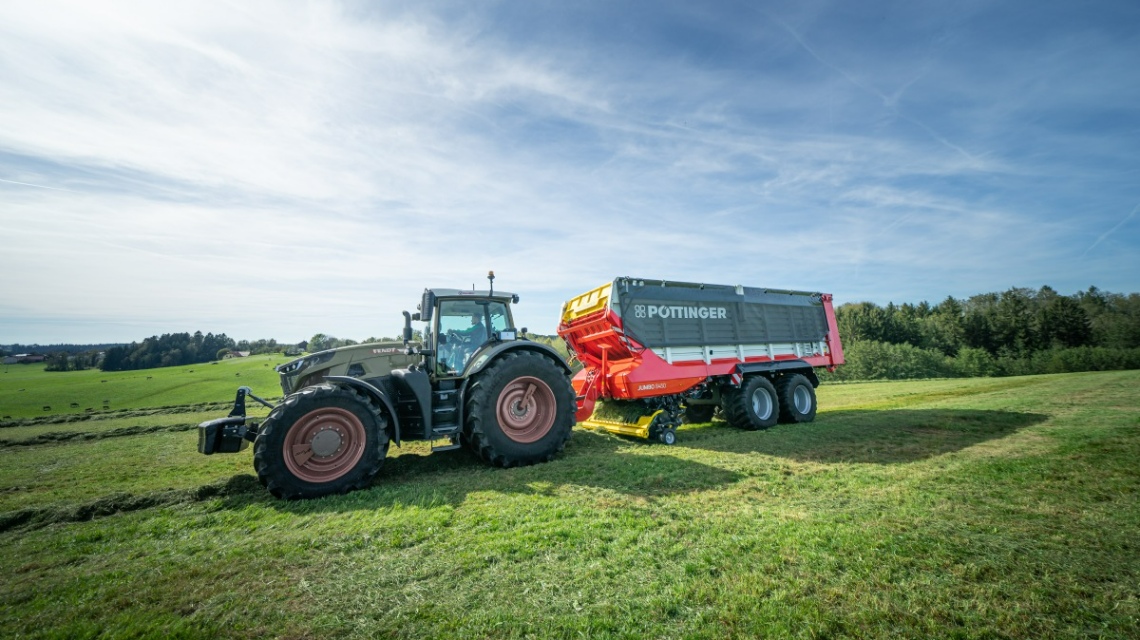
[
  {"left": 1, "top": 363, "right": 1137, "bottom": 638},
  {"left": 0, "top": 355, "right": 287, "bottom": 420}
]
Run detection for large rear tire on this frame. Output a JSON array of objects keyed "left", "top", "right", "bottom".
[
  {"left": 254, "top": 384, "right": 388, "bottom": 499},
  {"left": 776, "top": 374, "right": 817, "bottom": 424},
  {"left": 464, "top": 351, "right": 574, "bottom": 467},
  {"left": 721, "top": 376, "right": 778, "bottom": 430}
]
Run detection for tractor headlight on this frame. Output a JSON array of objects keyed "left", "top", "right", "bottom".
[{"left": 277, "top": 359, "right": 305, "bottom": 375}]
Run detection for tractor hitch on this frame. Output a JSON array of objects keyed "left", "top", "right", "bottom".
[{"left": 197, "top": 386, "right": 274, "bottom": 455}]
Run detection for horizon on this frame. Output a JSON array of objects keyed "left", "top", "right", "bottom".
[{"left": 2, "top": 280, "right": 1131, "bottom": 348}]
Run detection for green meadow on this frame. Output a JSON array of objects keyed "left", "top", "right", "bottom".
[
  {"left": 1, "top": 362, "right": 1137, "bottom": 638},
  {"left": 0, "top": 355, "right": 286, "bottom": 419}
]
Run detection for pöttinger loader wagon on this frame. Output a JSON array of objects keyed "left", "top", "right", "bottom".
[{"left": 557, "top": 277, "right": 844, "bottom": 444}]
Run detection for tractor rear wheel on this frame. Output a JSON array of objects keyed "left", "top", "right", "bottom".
[
  {"left": 464, "top": 351, "right": 574, "bottom": 467},
  {"left": 776, "top": 374, "right": 817, "bottom": 424},
  {"left": 721, "top": 376, "right": 779, "bottom": 430},
  {"left": 254, "top": 384, "right": 388, "bottom": 499}
]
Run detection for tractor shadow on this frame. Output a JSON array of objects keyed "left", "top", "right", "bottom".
[
  {"left": 210, "top": 409, "right": 1046, "bottom": 515},
  {"left": 679, "top": 408, "right": 1049, "bottom": 464},
  {"left": 214, "top": 429, "right": 743, "bottom": 514}
]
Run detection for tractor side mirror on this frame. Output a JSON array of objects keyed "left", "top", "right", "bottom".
[{"left": 402, "top": 311, "right": 414, "bottom": 346}]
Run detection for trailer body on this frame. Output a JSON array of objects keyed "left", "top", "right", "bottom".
[{"left": 558, "top": 277, "right": 844, "bottom": 441}]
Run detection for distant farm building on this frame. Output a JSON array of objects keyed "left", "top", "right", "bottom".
[
  {"left": 4, "top": 354, "right": 46, "bottom": 364},
  {"left": 222, "top": 351, "right": 252, "bottom": 359}
]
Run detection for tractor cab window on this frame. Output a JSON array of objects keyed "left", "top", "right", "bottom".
[
  {"left": 488, "top": 304, "right": 509, "bottom": 334},
  {"left": 436, "top": 300, "right": 510, "bottom": 375}
]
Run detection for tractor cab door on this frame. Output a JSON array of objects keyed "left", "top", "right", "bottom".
[{"left": 435, "top": 299, "right": 511, "bottom": 376}]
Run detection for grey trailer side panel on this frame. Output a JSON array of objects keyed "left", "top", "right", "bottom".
[{"left": 612, "top": 278, "right": 829, "bottom": 349}]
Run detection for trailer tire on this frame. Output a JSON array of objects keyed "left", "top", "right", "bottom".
[
  {"left": 722, "top": 376, "right": 779, "bottom": 430},
  {"left": 253, "top": 384, "right": 388, "bottom": 500},
  {"left": 464, "top": 351, "right": 574, "bottom": 468},
  {"left": 776, "top": 374, "right": 817, "bottom": 424}
]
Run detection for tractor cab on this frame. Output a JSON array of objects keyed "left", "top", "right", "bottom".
[
  {"left": 405, "top": 272, "right": 524, "bottom": 379},
  {"left": 418, "top": 290, "right": 519, "bottom": 376}
]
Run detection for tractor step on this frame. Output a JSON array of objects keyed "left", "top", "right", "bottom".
[{"left": 429, "top": 422, "right": 461, "bottom": 452}]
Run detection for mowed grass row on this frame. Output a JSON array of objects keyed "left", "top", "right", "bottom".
[{"left": 1, "top": 370, "right": 1138, "bottom": 638}]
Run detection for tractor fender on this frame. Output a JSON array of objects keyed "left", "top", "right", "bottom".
[
  {"left": 733, "top": 360, "right": 820, "bottom": 388},
  {"left": 323, "top": 375, "right": 404, "bottom": 445},
  {"left": 465, "top": 340, "right": 572, "bottom": 378}
]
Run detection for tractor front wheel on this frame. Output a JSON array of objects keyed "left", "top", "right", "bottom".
[
  {"left": 254, "top": 384, "right": 388, "bottom": 499},
  {"left": 464, "top": 351, "right": 574, "bottom": 467}
]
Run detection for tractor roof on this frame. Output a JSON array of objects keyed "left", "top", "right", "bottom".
[{"left": 428, "top": 288, "right": 518, "bottom": 302}]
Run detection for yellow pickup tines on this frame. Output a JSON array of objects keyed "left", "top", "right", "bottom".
[{"left": 577, "top": 399, "right": 661, "bottom": 439}]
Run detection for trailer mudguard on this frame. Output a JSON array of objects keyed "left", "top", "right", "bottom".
[
  {"left": 323, "top": 375, "right": 404, "bottom": 445},
  {"left": 734, "top": 360, "right": 820, "bottom": 387}
]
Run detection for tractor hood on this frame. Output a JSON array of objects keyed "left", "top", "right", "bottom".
[{"left": 276, "top": 341, "right": 420, "bottom": 395}]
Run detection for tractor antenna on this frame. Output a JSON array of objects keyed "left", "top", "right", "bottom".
[{"left": 488, "top": 270, "right": 495, "bottom": 295}]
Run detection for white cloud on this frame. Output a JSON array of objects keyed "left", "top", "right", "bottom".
[{"left": 1, "top": 1, "right": 1138, "bottom": 343}]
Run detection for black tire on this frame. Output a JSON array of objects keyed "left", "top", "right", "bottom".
[
  {"left": 682, "top": 404, "right": 716, "bottom": 424},
  {"left": 253, "top": 384, "right": 388, "bottom": 499},
  {"left": 721, "top": 376, "right": 779, "bottom": 430},
  {"left": 464, "top": 350, "right": 574, "bottom": 467},
  {"left": 776, "top": 374, "right": 817, "bottom": 424}
]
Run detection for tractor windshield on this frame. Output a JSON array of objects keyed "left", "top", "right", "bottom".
[{"left": 436, "top": 300, "right": 510, "bottom": 374}]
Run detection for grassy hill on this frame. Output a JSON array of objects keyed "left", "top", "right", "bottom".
[
  {"left": 0, "top": 355, "right": 288, "bottom": 420},
  {"left": 1, "top": 365, "right": 1137, "bottom": 638}
]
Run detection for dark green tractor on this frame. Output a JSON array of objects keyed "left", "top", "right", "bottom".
[{"left": 198, "top": 274, "right": 575, "bottom": 499}]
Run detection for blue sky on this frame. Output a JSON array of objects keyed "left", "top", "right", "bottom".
[{"left": 2, "top": 0, "right": 1138, "bottom": 344}]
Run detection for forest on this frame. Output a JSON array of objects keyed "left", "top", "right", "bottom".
[
  {"left": 828, "top": 285, "right": 1140, "bottom": 380},
  {"left": 98, "top": 332, "right": 237, "bottom": 371}
]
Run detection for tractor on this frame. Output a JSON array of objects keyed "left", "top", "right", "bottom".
[{"left": 198, "top": 273, "right": 576, "bottom": 499}]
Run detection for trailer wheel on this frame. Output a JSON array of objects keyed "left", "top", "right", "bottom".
[
  {"left": 658, "top": 428, "right": 677, "bottom": 445},
  {"left": 254, "top": 384, "right": 388, "bottom": 499},
  {"left": 722, "top": 376, "right": 778, "bottom": 430},
  {"left": 776, "top": 374, "right": 817, "bottom": 424},
  {"left": 464, "top": 351, "right": 574, "bottom": 467}
]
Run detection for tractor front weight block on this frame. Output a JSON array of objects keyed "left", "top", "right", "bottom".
[
  {"left": 198, "top": 416, "right": 251, "bottom": 455},
  {"left": 198, "top": 385, "right": 274, "bottom": 455}
]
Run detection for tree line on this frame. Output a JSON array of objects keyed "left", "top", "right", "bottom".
[
  {"left": 826, "top": 286, "right": 1140, "bottom": 380},
  {"left": 100, "top": 332, "right": 238, "bottom": 371}
]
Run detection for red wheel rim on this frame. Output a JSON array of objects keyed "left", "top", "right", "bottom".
[
  {"left": 495, "top": 376, "right": 556, "bottom": 444},
  {"left": 283, "top": 407, "right": 366, "bottom": 483}
]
